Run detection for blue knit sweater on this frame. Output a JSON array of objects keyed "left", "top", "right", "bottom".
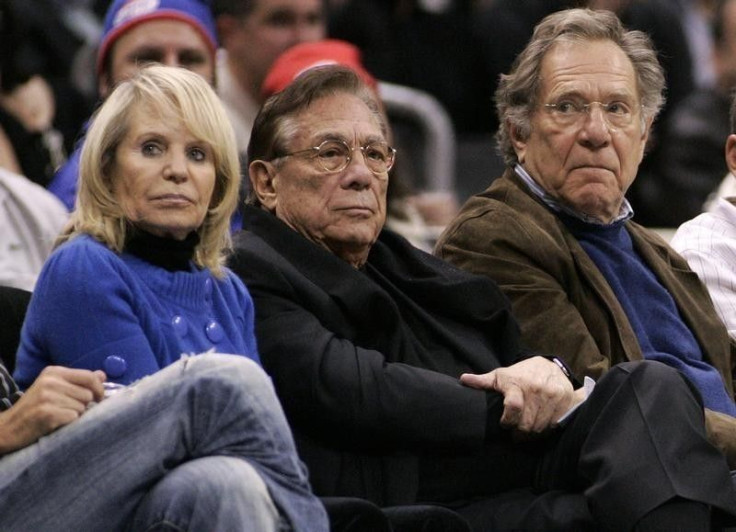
[
  {"left": 564, "top": 215, "right": 736, "bottom": 417},
  {"left": 14, "top": 234, "right": 259, "bottom": 388}
]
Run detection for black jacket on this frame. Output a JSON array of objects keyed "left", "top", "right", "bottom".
[{"left": 229, "top": 206, "right": 531, "bottom": 505}]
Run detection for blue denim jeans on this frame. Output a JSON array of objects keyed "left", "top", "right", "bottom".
[{"left": 0, "top": 354, "right": 328, "bottom": 531}]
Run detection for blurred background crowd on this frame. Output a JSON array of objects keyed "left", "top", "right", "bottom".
[{"left": 0, "top": 0, "right": 726, "bottom": 235}]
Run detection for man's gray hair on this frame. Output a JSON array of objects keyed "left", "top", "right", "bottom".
[{"left": 495, "top": 8, "right": 665, "bottom": 166}]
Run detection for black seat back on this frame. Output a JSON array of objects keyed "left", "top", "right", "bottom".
[{"left": 0, "top": 285, "right": 31, "bottom": 374}]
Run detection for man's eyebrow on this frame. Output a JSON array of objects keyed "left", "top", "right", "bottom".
[
  {"left": 547, "top": 88, "right": 585, "bottom": 100},
  {"left": 310, "top": 133, "right": 347, "bottom": 144},
  {"left": 604, "top": 90, "right": 637, "bottom": 101},
  {"left": 178, "top": 48, "right": 208, "bottom": 56},
  {"left": 126, "top": 46, "right": 165, "bottom": 60},
  {"left": 177, "top": 49, "right": 208, "bottom": 63},
  {"left": 363, "top": 134, "right": 387, "bottom": 144}
]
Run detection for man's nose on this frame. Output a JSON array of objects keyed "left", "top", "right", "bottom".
[
  {"left": 578, "top": 106, "right": 612, "bottom": 146},
  {"left": 342, "top": 150, "right": 374, "bottom": 189}
]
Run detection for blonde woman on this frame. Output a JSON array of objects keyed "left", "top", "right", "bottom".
[{"left": 16, "top": 64, "right": 248, "bottom": 387}]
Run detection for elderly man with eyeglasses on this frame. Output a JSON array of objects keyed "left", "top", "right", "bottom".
[
  {"left": 437, "top": 8, "right": 736, "bottom": 468},
  {"left": 228, "top": 63, "right": 736, "bottom": 531}
]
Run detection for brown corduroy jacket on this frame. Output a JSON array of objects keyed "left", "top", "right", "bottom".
[{"left": 436, "top": 170, "right": 736, "bottom": 396}]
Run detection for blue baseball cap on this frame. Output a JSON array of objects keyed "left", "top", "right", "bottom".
[{"left": 97, "top": 0, "right": 218, "bottom": 75}]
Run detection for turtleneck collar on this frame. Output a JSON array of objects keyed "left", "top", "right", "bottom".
[{"left": 124, "top": 229, "right": 199, "bottom": 272}]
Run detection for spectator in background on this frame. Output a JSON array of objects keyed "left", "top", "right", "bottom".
[
  {"left": 0, "top": 167, "right": 67, "bottom": 292},
  {"left": 213, "top": 0, "right": 326, "bottom": 156},
  {"left": 646, "top": 0, "right": 736, "bottom": 226},
  {"left": 670, "top": 87, "right": 736, "bottom": 341},
  {"left": 474, "top": 0, "right": 567, "bottom": 136},
  {"left": 328, "top": 0, "right": 494, "bottom": 137},
  {"left": 0, "top": 0, "right": 92, "bottom": 187},
  {"left": 671, "top": 0, "right": 718, "bottom": 90},
  {"left": 48, "top": 0, "right": 218, "bottom": 212},
  {"left": 0, "top": 3, "right": 73, "bottom": 295},
  {"left": 436, "top": 8, "right": 736, "bottom": 467}
]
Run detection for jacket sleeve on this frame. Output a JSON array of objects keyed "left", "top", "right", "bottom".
[
  {"left": 437, "top": 205, "right": 614, "bottom": 381},
  {"left": 229, "top": 240, "right": 500, "bottom": 454}
]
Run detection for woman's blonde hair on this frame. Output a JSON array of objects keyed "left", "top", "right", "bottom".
[{"left": 58, "top": 64, "right": 241, "bottom": 277}]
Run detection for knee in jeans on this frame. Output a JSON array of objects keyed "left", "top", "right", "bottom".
[
  {"left": 134, "top": 457, "right": 279, "bottom": 530},
  {"left": 184, "top": 354, "right": 274, "bottom": 396},
  {"left": 196, "top": 456, "right": 274, "bottom": 505}
]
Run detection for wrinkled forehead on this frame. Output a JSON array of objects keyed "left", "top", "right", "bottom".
[
  {"left": 287, "top": 93, "right": 387, "bottom": 145},
  {"left": 539, "top": 39, "right": 639, "bottom": 101}
]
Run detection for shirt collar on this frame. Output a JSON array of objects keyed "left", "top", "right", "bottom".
[{"left": 513, "top": 163, "right": 633, "bottom": 226}]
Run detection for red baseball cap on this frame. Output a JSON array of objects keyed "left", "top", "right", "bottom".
[{"left": 261, "top": 39, "right": 379, "bottom": 99}]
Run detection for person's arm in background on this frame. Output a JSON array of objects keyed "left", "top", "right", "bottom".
[
  {"left": 671, "top": 207, "right": 736, "bottom": 340},
  {"left": 0, "top": 364, "right": 104, "bottom": 455}
]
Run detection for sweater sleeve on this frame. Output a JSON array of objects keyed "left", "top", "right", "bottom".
[{"left": 14, "top": 237, "right": 161, "bottom": 387}]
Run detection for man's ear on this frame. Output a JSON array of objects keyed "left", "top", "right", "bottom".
[
  {"left": 638, "top": 115, "right": 654, "bottom": 160},
  {"left": 726, "top": 134, "right": 736, "bottom": 175},
  {"left": 509, "top": 121, "right": 528, "bottom": 164},
  {"left": 250, "top": 160, "right": 278, "bottom": 211}
]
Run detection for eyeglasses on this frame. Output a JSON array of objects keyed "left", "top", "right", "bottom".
[
  {"left": 278, "top": 139, "right": 396, "bottom": 175},
  {"left": 543, "top": 99, "right": 638, "bottom": 130}
]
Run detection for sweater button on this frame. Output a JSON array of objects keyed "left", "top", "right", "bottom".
[
  {"left": 172, "top": 315, "right": 188, "bottom": 336},
  {"left": 103, "top": 355, "right": 127, "bottom": 378},
  {"left": 204, "top": 278, "right": 213, "bottom": 300},
  {"left": 205, "top": 320, "right": 224, "bottom": 343}
]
